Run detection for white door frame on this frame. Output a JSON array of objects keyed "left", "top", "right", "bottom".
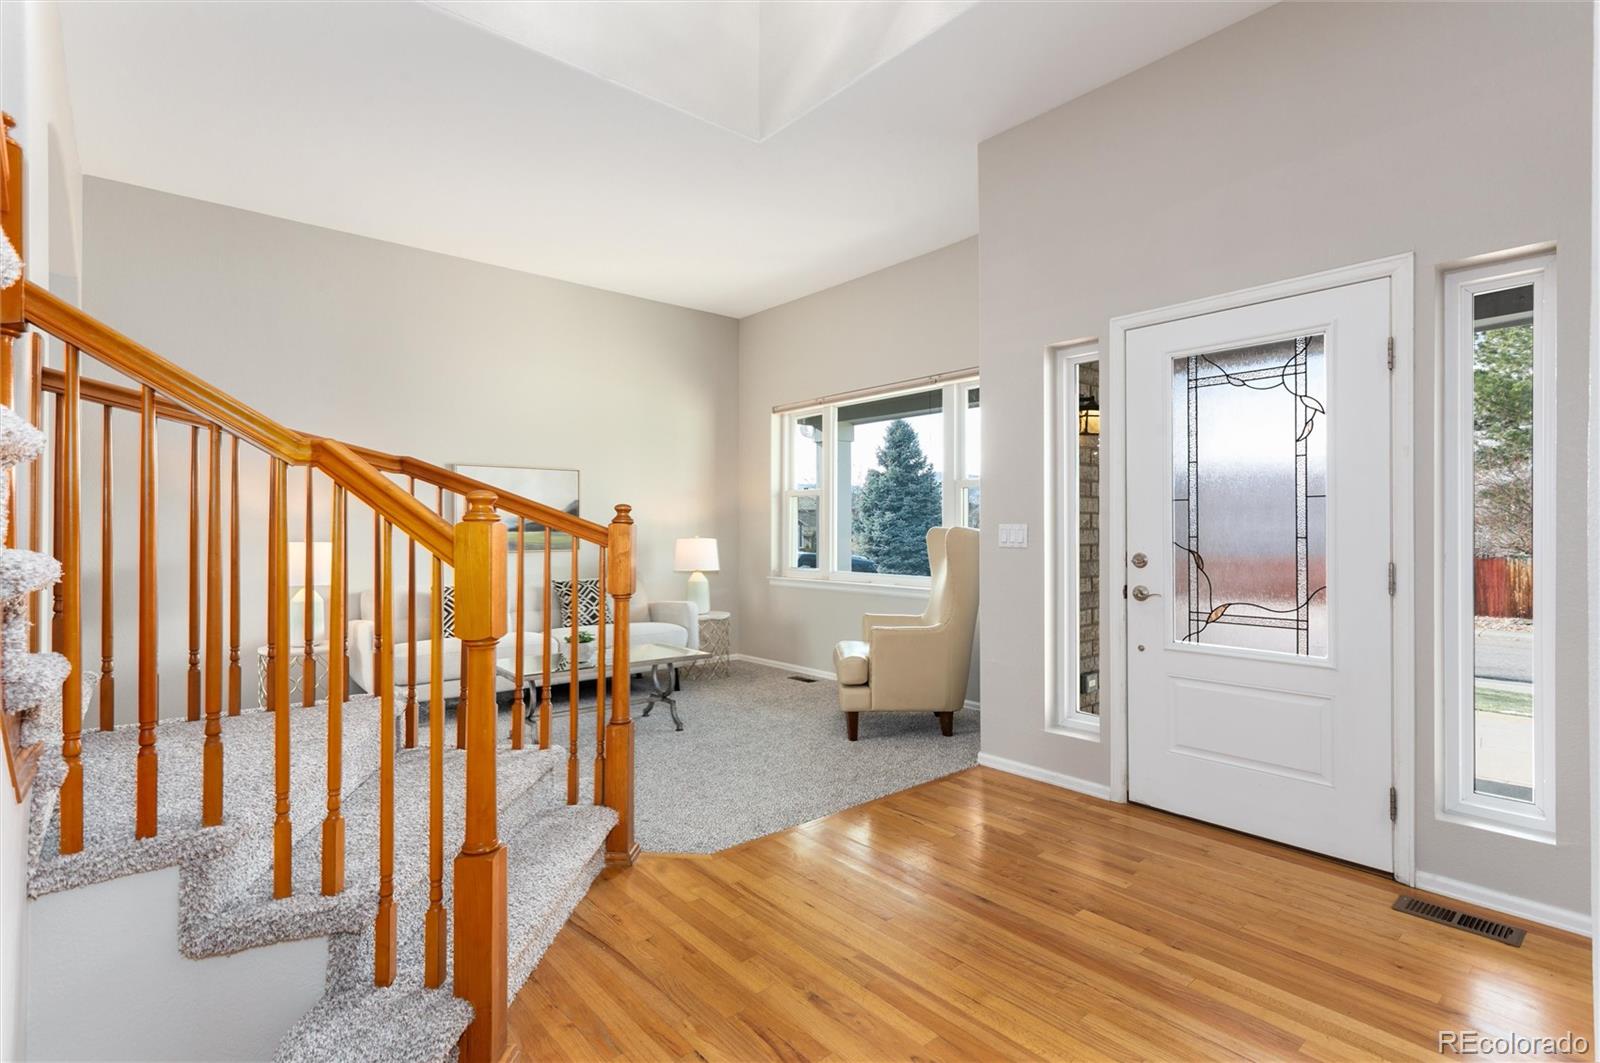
[{"left": 1104, "top": 253, "right": 1416, "bottom": 884}]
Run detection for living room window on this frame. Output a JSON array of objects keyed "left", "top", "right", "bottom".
[
  {"left": 776, "top": 372, "right": 979, "bottom": 584},
  {"left": 1441, "top": 252, "right": 1555, "bottom": 837}
]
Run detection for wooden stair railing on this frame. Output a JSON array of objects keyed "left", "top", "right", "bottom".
[
  {"left": 0, "top": 115, "right": 634, "bottom": 1062},
  {"left": 344, "top": 443, "right": 639, "bottom": 865}
]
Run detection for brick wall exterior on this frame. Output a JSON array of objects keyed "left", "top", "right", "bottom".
[{"left": 1078, "top": 362, "right": 1100, "bottom": 715}]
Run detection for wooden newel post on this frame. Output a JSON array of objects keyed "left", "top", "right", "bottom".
[
  {"left": 1, "top": 113, "right": 25, "bottom": 336},
  {"left": 604, "top": 504, "right": 639, "bottom": 866},
  {"left": 452, "top": 491, "right": 512, "bottom": 1063}
]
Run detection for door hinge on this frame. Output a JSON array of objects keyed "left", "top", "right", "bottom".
[
  {"left": 1386, "top": 337, "right": 1395, "bottom": 370},
  {"left": 1387, "top": 562, "right": 1396, "bottom": 596},
  {"left": 1122, "top": 584, "right": 1128, "bottom": 600},
  {"left": 1389, "top": 786, "right": 1398, "bottom": 822}
]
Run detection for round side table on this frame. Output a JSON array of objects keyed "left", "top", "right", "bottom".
[
  {"left": 692, "top": 610, "right": 731, "bottom": 679},
  {"left": 256, "top": 643, "right": 330, "bottom": 707}
]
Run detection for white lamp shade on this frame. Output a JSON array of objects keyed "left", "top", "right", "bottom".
[
  {"left": 673, "top": 537, "right": 719, "bottom": 573},
  {"left": 288, "top": 541, "right": 334, "bottom": 587}
]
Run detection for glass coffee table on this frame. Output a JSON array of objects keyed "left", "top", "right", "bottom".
[{"left": 496, "top": 642, "right": 710, "bottom": 731}]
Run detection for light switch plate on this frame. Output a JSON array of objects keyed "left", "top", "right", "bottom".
[{"left": 998, "top": 523, "right": 1028, "bottom": 548}]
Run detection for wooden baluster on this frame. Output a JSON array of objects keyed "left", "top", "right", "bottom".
[
  {"left": 135, "top": 385, "right": 158, "bottom": 840},
  {"left": 374, "top": 517, "right": 396, "bottom": 986},
  {"left": 270, "top": 458, "right": 292, "bottom": 897},
  {"left": 372, "top": 509, "right": 384, "bottom": 716},
  {"left": 202, "top": 426, "right": 223, "bottom": 826},
  {"left": 1, "top": 333, "right": 12, "bottom": 550},
  {"left": 56, "top": 346, "right": 82, "bottom": 854},
  {"left": 27, "top": 334, "right": 41, "bottom": 652},
  {"left": 303, "top": 468, "right": 316, "bottom": 707},
  {"left": 98, "top": 406, "right": 114, "bottom": 731},
  {"left": 228, "top": 435, "right": 241, "bottom": 714},
  {"left": 452, "top": 491, "right": 508, "bottom": 1063},
  {"left": 187, "top": 426, "right": 200, "bottom": 722},
  {"left": 512, "top": 518, "right": 524, "bottom": 751},
  {"left": 424, "top": 554, "right": 446, "bottom": 988},
  {"left": 404, "top": 477, "right": 417, "bottom": 749},
  {"left": 540, "top": 527, "right": 551, "bottom": 750},
  {"left": 322, "top": 484, "right": 346, "bottom": 895},
  {"left": 604, "top": 506, "right": 637, "bottom": 865},
  {"left": 567, "top": 538, "right": 579, "bottom": 805},
  {"left": 594, "top": 547, "right": 606, "bottom": 805},
  {"left": 50, "top": 390, "right": 62, "bottom": 650}
]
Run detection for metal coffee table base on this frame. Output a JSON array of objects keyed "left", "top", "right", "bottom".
[{"left": 640, "top": 664, "right": 683, "bottom": 731}]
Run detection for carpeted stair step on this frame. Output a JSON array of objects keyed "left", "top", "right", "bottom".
[
  {"left": 182, "top": 741, "right": 564, "bottom": 959},
  {"left": 0, "top": 548, "right": 59, "bottom": 606},
  {"left": 0, "top": 403, "right": 44, "bottom": 468},
  {"left": 29, "top": 697, "right": 385, "bottom": 898},
  {"left": 277, "top": 802, "right": 615, "bottom": 1063},
  {"left": 274, "top": 984, "right": 473, "bottom": 1063}
]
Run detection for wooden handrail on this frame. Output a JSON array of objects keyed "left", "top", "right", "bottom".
[
  {"left": 25, "top": 287, "right": 456, "bottom": 564},
  {"left": 345, "top": 444, "right": 610, "bottom": 545}
]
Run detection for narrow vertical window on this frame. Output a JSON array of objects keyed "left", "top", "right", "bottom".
[
  {"left": 1443, "top": 254, "right": 1554, "bottom": 833},
  {"left": 959, "top": 385, "right": 981, "bottom": 529},
  {"left": 1057, "top": 349, "right": 1101, "bottom": 727}
]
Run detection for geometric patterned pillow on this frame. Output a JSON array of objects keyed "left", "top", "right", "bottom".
[
  {"left": 553, "top": 579, "right": 612, "bottom": 627},
  {"left": 439, "top": 585, "right": 456, "bottom": 639}
]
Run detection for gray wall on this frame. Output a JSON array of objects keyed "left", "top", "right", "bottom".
[
  {"left": 81, "top": 178, "right": 740, "bottom": 717},
  {"left": 736, "top": 238, "right": 979, "bottom": 694},
  {"left": 978, "top": 1, "right": 1592, "bottom": 913}
]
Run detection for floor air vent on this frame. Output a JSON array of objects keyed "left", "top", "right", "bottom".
[
  {"left": 787, "top": 675, "right": 818, "bottom": 683},
  {"left": 1392, "top": 895, "right": 1526, "bottom": 946}
]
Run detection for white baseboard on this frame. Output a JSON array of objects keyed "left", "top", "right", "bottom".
[
  {"left": 976, "top": 751, "right": 1112, "bottom": 801},
  {"left": 731, "top": 654, "right": 981, "bottom": 712},
  {"left": 732, "top": 653, "right": 833, "bottom": 681},
  {"left": 1413, "top": 871, "right": 1591, "bottom": 937}
]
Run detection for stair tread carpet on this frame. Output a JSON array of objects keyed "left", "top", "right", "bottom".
[
  {"left": 182, "top": 741, "right": 564, "bottom": 958},
  {"left": 0, "top": 548, "right": 58, "bottom": 604},
  {"left": 277, "top": 803, "right": 616, "bottom": 1063},
  {"left": 29, "top": 696, "right": 384, "bottom": 898}
]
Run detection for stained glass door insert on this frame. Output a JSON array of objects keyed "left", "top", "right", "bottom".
[{"left": 1171, "top": 335, "right": 1328, "bottom": 657}]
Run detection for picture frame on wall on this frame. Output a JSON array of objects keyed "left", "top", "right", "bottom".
[{"left": 452, "top": 464, "right": 580, "bottom": 550}]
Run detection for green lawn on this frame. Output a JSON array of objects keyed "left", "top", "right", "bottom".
[{"left": 1474, "top": 682, "right": 1532, "bottom": 717}]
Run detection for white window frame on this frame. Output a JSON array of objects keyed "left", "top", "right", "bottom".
[
  {"left": 774, "top": 375, "right": 979, "bottom": 588},
  {"left": 1053, "top": 346, "right": 1102, "bottom": 733},
  {"left": 1441, "top": 253, "right": 1556, "bottom": 839}
]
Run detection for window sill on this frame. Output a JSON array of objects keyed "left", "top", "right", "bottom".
[
  {"left": 1436, "top": 804, "right": 1557, "bottom": 845},
  {"left": 767, "top": 575, "right": 930, "bottom": 599},
  {"left": 1048, "top": 716, "right": 1103, "bottom": 742}
]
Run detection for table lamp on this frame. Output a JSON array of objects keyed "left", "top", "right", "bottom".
[
  {"left": 288, "top": 541, "right": 334, "bottom": 643},
  {"left": 673, "top": 537, "right": 719, "bottom": 615}
]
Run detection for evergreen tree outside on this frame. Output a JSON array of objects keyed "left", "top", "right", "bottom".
[{"left": 855, "top": 418, "right": 943, "bottom": 575}]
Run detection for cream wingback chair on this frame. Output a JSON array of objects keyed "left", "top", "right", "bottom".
[{"left": 833, "top": 526, "right": 979, "bottom": 740}]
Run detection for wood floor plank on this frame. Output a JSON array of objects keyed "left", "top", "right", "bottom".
[{"left": 512, "top": 767, "right": 1592, "bottom": 1061}]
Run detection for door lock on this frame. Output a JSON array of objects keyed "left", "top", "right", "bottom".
[
  {"left": 1131, "top": 552, "right": 1148, "bottom": 569},
  {"left": 1131, "top": 585, "right": 1159, "bottom": 602}
]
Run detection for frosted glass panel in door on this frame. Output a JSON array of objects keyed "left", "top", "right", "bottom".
[{"left": 1170, "top": 335, "right": 1328, "bottom": 657}]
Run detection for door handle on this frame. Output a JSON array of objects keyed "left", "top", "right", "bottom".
[{"left": 1131, "top": 585, "right": 1160, "bottom": 602}]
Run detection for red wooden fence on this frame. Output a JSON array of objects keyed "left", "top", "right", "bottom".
[{"left": 1474, "top": 556, "right": 1532, "bottom": 619}]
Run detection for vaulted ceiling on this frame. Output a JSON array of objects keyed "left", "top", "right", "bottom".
[{"left": 59, "top": 1, "right": 1266, "bottom": 317}]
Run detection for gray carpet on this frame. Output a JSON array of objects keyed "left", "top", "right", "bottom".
[{"left": 503, "top": 659, "right": 979, "bottom": 853}]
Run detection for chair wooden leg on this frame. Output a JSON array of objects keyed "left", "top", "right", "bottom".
[
  {"left": 938, "top": 711, "right": 953, "bottom": 737},
  {"left": 846, "top": 712, "right": 859, "bottom": 742}
]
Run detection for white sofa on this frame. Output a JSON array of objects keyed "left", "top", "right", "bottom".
[{"left": 349, "top": 580, "right": 698, "bottom": 703}]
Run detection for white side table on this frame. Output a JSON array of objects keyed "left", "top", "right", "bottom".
[
  {"left": 256, "top": 642, "right": 331, "bottom": 707},
  {"left": 691, "top": 610, "right": 731, "bottom": 679}
]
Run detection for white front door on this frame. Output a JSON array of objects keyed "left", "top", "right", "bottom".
[{"left": 1125, "top": 278, "right": 1394, "bottom": 871}]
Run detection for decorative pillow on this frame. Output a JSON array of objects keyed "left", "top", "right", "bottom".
[
  {"left": 554, "top": 579, "right": 612, "bottom": 627},
  {"left": 439, "top": 586, "right": 456, "bottom": 639}
]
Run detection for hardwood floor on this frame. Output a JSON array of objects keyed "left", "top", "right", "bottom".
[{"left": 511, "top": 767, "right": 1593, "bottom": 1061}]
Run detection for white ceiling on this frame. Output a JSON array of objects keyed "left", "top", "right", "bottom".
[{"left": 58, "top": 1, "right": 1266, "bottom": 318}]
